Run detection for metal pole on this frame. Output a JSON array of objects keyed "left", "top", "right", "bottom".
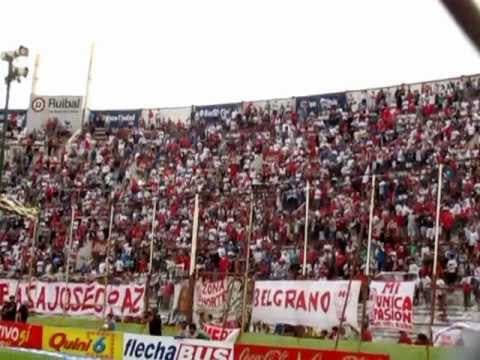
[
  {"left": 359, "top": 175, "right": 375, "bottom": 342},
  {"left": 185, "top": 194, "right": 200, "bottom": 324},
  {"left": 221, "top": 278, "right": 235, "bottom": 328},
  {"left": 81, "top": 42, "right": 95, "bottom": 128},
  {"left": 0, "top": 61, "right": 12, "bottom": 192},
  {"left": 429, "top": 164, "right": 444, "bottom": 342},
  {"left": 334, "top": 270, "right": 356, "bottom": 350},
  {"left": 144, "top": 197, "right": 157, "bottom": 315},
  {"left": 28, "top": 215, "right": 40, "bottom": 300},
  {"left": 148, "top": 198, "right": 157, "bottom": 274},
  {"left": 28, "top": 216, "right": 40, "bottom": 291},
  {"left": 82, "top": 43, "right": 95, "bottom": 128},
  {"left": 63, "top": 206, "right": 75, "bottom": 312},
  {"left": 189, "top": 194, "right": 200, "bottom": 276},
  {"left": 365, "top": 175, "right": 376, "bottom": 277},
  {"left": 103, "top": 203, "right": 115, "bottom": 319},
  {"left": 302, "top": 181, "right": 310, "bottom": 277},
  {"left": 31, "top": 53, "right": 40, "bottom": 95},
  {"left": 240, "top": 192, "right": 254, "bottom": 333}
]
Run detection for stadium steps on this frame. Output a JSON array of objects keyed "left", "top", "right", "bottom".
[{"left": 93, "top": 127, "right": 108, "bottom": 142}]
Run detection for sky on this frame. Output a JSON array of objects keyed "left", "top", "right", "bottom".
[{"left": 0, "top": 0, "right": 479, "bottom": 110}]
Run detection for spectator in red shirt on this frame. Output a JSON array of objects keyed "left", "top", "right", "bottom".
[
  {"left": 398, "top": 331, "right": 412, "bottom": 345},
  {"left": 361, "top": 324, "right": 373, "bottom": 342},
  {"left": 219, "top": 254, "right": 230, "bottom": 273}
]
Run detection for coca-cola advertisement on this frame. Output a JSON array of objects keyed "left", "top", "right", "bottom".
[{"left": 234, "top": 344, "right": 390, "bottom": 360}]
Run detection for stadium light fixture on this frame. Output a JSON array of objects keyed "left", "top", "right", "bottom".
[
  {"left": 0, "top": 45, "right": 30, "bottom": 192},
  {"left": 16, "top": 46, "right": 29, "bottom": 57}
]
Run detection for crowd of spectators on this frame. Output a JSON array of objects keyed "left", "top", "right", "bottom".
[{"left": 0, "top": 75, "right": 480, "bottom": 310}]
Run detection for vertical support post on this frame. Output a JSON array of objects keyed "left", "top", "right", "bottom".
[
  {"left": 63, "top": 206, "right": 75, "bottom": 312},
  {"left": 365, "top": 175, "right": 376, "bottom": 277},
  {"left": 28, "top": 215, "right": 39, "bottom": 295},
  {"left": 0, "top": 61, "right": 12, "bottom": 192},
  {"left": 149, "top": 197, "right": 157, "bottom": 274},
  {"left": 30, "top": 53, "right": 40, "bottom": 95},
  {"left": 359, "top": 175, "right": 376, "bottom": 342},
  {"left": 429, "top": 164, "right": 444, "bottom": 342},
  {"left": 145, "top": 197, "right": 157, "bottom": 315},
  {"left": 186, "top": 194, "right": 200, "bottom": 324},
  {"left": 103, "top": 203, "right": 114, "bottom": 319},
  {"left": 221, "top": 278, "right": 235, "bottom": 328},
  {"left": 189, "top": 194, "right": 200, "bottom": 276},
  {"left": 302, "top": 181, "right": 310, "bottom": 277},
  {"left": 334, "top": 265, "right": 356, "bottom": 350},
  {"left": 240, "top": 192, "right": 254, "bottom": 333},
  {"left": 82, "top": 42, "right": 95, "bottom": 128}
]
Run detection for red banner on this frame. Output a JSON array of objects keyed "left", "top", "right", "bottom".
[
  {"left": 0, "top": 321, "right": 43, "bottom": 349},
  {"left": 202, "top": 323, "right": 240, "bottom": 342},
  {"left": 234, "top": 344, "right": 390, "bottom": 360}
]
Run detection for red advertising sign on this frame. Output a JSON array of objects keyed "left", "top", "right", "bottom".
[
  {"left": 234, "top": 344, "right": 390, "bottom": 360},
  {"left": 0, "top": 321, "right": 43, "bottom": 349}
]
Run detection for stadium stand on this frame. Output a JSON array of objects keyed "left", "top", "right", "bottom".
[{"left": 1, "top": 75, "right": 480, "bottom": 339}]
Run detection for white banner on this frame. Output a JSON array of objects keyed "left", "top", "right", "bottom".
[
  {"left": 0, "top": 279, "right": 145, "bottom": 318},
  {"left": 193, "top": 277, "right": 242, "bottom": 326},
  {"left": 251, "top": 280, "right": 360, "bottom": 330},
  {"left": 243, "top": 97, "right": 294, "bottom": 114},
  {"left": 433, "top": 322, "right": 480, "bottom": 347},
  {"left": 142, "top": 106, "right": 192, "bottom": 126},
  {"left": 123, "top": 333, "right": 233, "bottom": 360},
  {"left": 27, "top": 95, "right": 84, "bottom": 131},
  {"left": 369, "top": 281, "right": 415, "bottom": 331},
  {"left": 433, "top": 326, "right": 463, "bottom": 347}
]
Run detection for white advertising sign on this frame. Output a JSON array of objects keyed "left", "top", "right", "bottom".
[
  {"left": 123, "top": 333, "right": 234, "bottom": 360},
  {"left": 27, "top": 95, "right": 84, "bottom": 131}
]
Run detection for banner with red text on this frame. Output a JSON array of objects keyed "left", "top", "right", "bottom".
[
  {"left": 234, "top": 344, "right": 390, "bottom": 360},
  {"left": 369, "top": 281, "right": 415, "bottom": 331},
  {"left": 42, "top": 325, "right": 123, "bottom": 359},
  {"left": 251, "top": 280, "right": 360, "bottom": 330},
  {"left": 201, "top": 323, "right": 240, "bottom": 343},
  {"left": 0, "top": 321, "right": 43, "bottom": 349},
  {"left": 0, "top": 279, "right": 145, "bottom": 318},
  {"left": 193, "top": 277, "right": 242, "bottom": 326}
]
